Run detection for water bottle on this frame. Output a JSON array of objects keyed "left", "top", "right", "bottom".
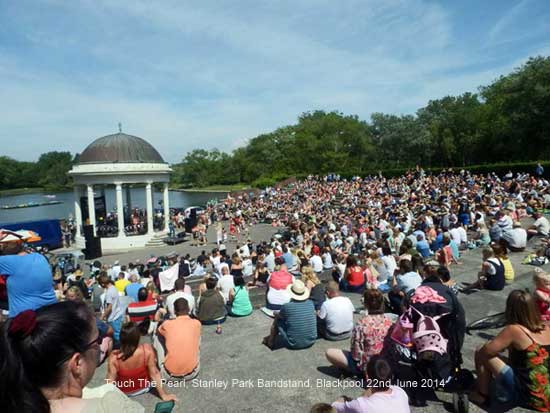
[{"left": 216, "top": 321, "right": 222, "bottom": 334}]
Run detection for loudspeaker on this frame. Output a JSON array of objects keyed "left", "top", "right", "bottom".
[
  {"left": 83, "top": 225, "right": 94, "bottom": 240},
  {"left": 84, "top": 237, "right": 102, "bottom": 259}
]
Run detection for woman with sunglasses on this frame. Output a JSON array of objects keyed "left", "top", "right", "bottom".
[{"left": 0, "top": 300, "right": 144, "bottom": 412}]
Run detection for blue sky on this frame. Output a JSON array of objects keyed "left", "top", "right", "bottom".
[{"left": 0, "top": 0, "right": 549, "bottom": 163}]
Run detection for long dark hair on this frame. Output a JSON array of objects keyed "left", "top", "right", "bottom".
[
  {"left": 119, "top": 322, "right": 141, "bottom": 361},
  {"left": 0, "top": 301, "right": 95, "bottom": 413}
]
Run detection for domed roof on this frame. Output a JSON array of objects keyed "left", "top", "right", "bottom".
[{"left": 78, "top": 133, "right": 165, "bottom": 164}]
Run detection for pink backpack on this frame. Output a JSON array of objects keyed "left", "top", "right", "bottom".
[
  {"left": 391, "top": 310, "right": 414, "bottom": 348},
  {"left": 411, "top": 306, "right": 449, "bottom": 355}
]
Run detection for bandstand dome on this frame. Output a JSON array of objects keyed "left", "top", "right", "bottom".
[{"left": 78, "top": 133, "right": 165, "bottom": 164}]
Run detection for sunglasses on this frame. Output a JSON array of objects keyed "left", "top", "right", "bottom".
[{"left": 55, "top": 334, "right": 104, "bottom": 367}]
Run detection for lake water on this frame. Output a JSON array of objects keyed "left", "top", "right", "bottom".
[{"left": 0, "top": 188, "right": 226, "bottom": 225}]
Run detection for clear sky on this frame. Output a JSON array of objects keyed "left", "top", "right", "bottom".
[{"left": 1, "top": 0, "right": 549, "bottom": 163}]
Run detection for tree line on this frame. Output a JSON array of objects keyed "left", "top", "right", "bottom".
[{"left": 1, "top": 56, "right": 549, "bottom": 192}]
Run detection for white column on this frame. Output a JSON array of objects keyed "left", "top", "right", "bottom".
[
  {"left": 163, "top": 183, "right": 170, "bottom": 232},
  {"left": 116, "top": 183, "right": 125, "bottom": 238},
  {"left": 73, "top": 186, "right": 82, "bottom": 237},
  {"left": 146, "top": 182, "right": 154, "bottom": 234},
  {"left": 86, "top": 184, "right": 96, "bottom": 236}
]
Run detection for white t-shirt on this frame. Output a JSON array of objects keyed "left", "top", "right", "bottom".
[
  {"left": 449, "top": 228, "right": 462, "bottom": 246},
  {"left": 502, "top": 228, "right": 527, "bottom": 249},
  {"left": 319, "top": 296, "right": 355, "bottom": 334},
  {"left": 310, "top": 255, "right": 323, "bottom": 273},
  {"left": 534, "top": 216, "right": 550, "bottom": 236},
  {"left": 322, "top": 252, "right": 334, "bottom": 269},
  {"left": 218, "top": 275, "right": 235, "bottom": 302},
  {"left": 165, "top": 291, "right": 195, "bottom": 318},
  {"left": 381, "top": 255, "right": 397, "bottom": 279},
  {"left": 104, "top": 285, "right": 124, "bottom": 322},
  {"left": 457, "top": 227, "right": 468, "bottom": 244}
]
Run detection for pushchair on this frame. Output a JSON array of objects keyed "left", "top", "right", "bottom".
[{"left": 389, "top": 287, "right": 473, "bottom": 413}]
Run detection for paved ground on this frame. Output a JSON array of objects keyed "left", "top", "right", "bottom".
[{"left": 86, "top": 223, "right": 547, "bottom": 413}]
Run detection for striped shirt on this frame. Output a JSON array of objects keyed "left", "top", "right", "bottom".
[
  {"left": 278, "top": 299, "right": 317, "bottom": 349},
  {"left": 127, "top": 299, "right": 159, "bottom": 323}
]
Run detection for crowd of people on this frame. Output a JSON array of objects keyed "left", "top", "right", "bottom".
[{"left": 1, "top": 167, "right": 550, "bottom": 412}]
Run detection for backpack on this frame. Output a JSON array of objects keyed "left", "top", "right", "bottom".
[{"left": 411, "top": 306, "right": 449, "bottom": 355}]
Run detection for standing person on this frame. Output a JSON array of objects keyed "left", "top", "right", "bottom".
[
  {"left": 0, "top": 240, "right": 57, "bottom": 317},
  {"left": 0, "top": 301, "right": 145, "bottom": 413},
  {"left": 107, "top": 322, "right": 176, "bottom": 401},
  {"left": 98, "top": 274, "right": 125, "bottom": 345},
  {"left": 471, "top": 290, "right": 550, "bottom": 410}
]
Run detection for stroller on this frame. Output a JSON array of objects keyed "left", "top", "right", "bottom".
[{"left": 390, "top": 286, "right": 473, "bottom": 413}]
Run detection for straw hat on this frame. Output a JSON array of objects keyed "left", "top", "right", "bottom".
[{"left": 286, "top": 279, "right": 310, "bottom": 301}]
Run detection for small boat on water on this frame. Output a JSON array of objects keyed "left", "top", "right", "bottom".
[
  {"left": 1, "top": 200, "right": 63, "bottom": 210},
  {"left": 44, "top": 194, "right": 57, "bottom": 199}
]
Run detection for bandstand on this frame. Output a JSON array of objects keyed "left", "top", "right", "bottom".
[{"left": 69, "top": 131, "right": 172, "bottom": 250}]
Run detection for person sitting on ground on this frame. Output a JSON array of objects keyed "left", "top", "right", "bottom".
[
  {"left": 388, "top": 259, "right": 422, "bottom": 313},
  {"left": 230, "top": 255, "right": 244, "bottom": 277},
  {"left": 415, "top": 233, "right": 432, "bottom": 258},
  {"left": 217, "top": 265, "right": 235, "bottom": 303},
  {"left": 331, "top": 357, "right": 410, "bottom": 413},
  {"left": 533, "top": 270, "right": 550, "bottom": 323},
  {"left": 126, "top": 288, "right": 163, "bottom": 334},
  {"left": 98, "top": 274, "right": 125, "bottom": 345},
  {"left": 107, "top": 322, "right": 176, "bottom": 401},
  {"left": 501, "top": 221, "right": 527, "bottom": 252},
  {"left": 309, "top": 246, "right": 324, "bottom": 275},
  {"left": 325, "top": 289, "right": 393, "bottom": 375},
  {"left": 154, "top": 298, "right": 201, "bottom": 380},
  {"left": 124, "top": 274, "right": 142, "bottom": 302},
  {"left": 302, "top": 266, "right": 326, "bottom": 311},
  {"left": 494, "top": 243, "right": 515, "bottom": 284},
  {"left": 474, "top": 222, "right": 492, "bottom": 247},
  {"left": 262, "top": 279, "right": 317, "bottom": 350},
  {"left": 318, "top": 281, "right": 355, "bottom": 341},
  {"left": 165, "top": 278, "right": 195, "bottom": 318},
  {"left": 265, "top": 257, "right": 294, "bottom": 311},
  {"left": 340, "top": 255, "right": 365, "bottom": 293},
  {"left": 249, "top": 259, "right": 270, "bottom": 287},
  {"left": 322, "top": 247, "right": 334, "bottom": 270},
  {"left": 228, "top": 275, "right": 253, "bottom": 317},
  {"left": 461, "top": 247, "right": 505, "bottom": 292},
  {"left": 114, "top": 272, "right": 130, "bottom": 295},
  {"left": 0, "top": 301, "right": 145, "bottom": 413},
  {"left": 0, "top": 239, "right": 57, "bottom": 317},
  {"left": 471, "top": 290, "right": 550, "bottom": 410},
  {"left": 65, "top": 285, "right": 114, "bottom": 365},
  {"left": 195, "top": 276, "right": 227, "bottom": 324},
  {"left": 528, "top": 211, "right": 550, "bottom": 239}
]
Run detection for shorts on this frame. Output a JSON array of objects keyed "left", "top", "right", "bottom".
[
  {"left": 344, "top": 351, "right": 362, "bottom": 376},
  {"left": 494, "top": 365, "right": 523, "bottom": 404}
]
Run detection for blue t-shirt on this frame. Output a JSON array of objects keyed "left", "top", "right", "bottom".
[
  {"left": 0, "top": 253, "right": 57, "bottom": 317},
  {"left": 125, "top": 283, "right": 141, "bottom": 302}
]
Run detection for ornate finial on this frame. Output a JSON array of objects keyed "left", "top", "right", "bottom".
[{"left": 118, "top": 122, "right": 122, "bottom": 133}]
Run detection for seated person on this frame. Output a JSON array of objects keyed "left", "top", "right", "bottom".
[
  {"left": 265, "top": 257, "right": 294, "bottom": 310},
  {"left": 218, "top": 266, "right": 235, "bottom": 303},
  {"left": 262, "top": 280, "right": 317, "bottom": 349},
  {"left": 339, "top": 255, "right": 365, "bottom": 293},
  {"left": 415, "top": 234, "right": 432, "bottom": 258},
  {"left": 165, "top": 278, "right": 195, "bottom": 318},
  {"left": 154, "top": 298, "right": 201, "bottom": 380},
  {"left": 501, "top": 222, "right": 527, "bottom": 252},
  {"left": 528, "top": 211, "right": 550, "bottom": 238},
  {"left": 126, "top": 288, "right": 163, "bottom": 334},
  {"left": 228, "top": 276, "right": 253, "bottom": 317},
  {"left": 195, "top": 276, "right": 227, "bottom": 324},
  {"left": 318, "top": 281, "right": 355, "bottom": 341},
  {"left": 461, "top": 247, "right": 505, "bottom": 292},
  {"left": 114, "top": 272, "right": 130, "bottom": 294},
  {"left": 332, "top": 357, "right": 410, "bottom": 413},
  {"left": 124, "top": 274, "right": 142, "bottom": 302},
  {"left": 302, "top": 266, "right": 326, "bottom": 311},
  {"left": 388, "top": 259, "right": 421, "bottom": 313},
  {"left": 0, "top": 301, "right": 145, "bottom": 413},
  {"left": 249, "top": 259, "right": 270, "bottom": 287},
  {"left": 325, "top": 289, "right": 393, "bottom": 375},
  {"left": 107, "top": 322, "right": 176, "bottom": 401},
  {"left": 471, "top": 290, "right": 550, "bottom": 410}
]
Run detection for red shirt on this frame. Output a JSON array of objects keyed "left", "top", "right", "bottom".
[
  {"left": 269, "top": 269, "right": 293, "bottom": 290},
  {"left": 347, "top": 266, "right": 365, "bottom": 287}
]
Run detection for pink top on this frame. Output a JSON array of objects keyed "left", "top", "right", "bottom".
[
  {"left": 268, "top": 269, "right": 293, "bottom": 290},
  {"left": 333, "top": 386, "right": 410, "bottom": 413}
]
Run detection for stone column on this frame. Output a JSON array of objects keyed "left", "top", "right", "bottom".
[
  {"left": 146, "top": 182, "right": 154, "bottom": 234},
  {"left": 73, "top": 185, "right": 82, "bottom": 237},
  {"left": 86, "top": 184, "right": 96, "bottom": 236},
  {"left": 116, "top": 183, "right": 125, "bottom": 238},
  {"left": 163, "top": 183, "right": 170, "bottom": 232}
]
